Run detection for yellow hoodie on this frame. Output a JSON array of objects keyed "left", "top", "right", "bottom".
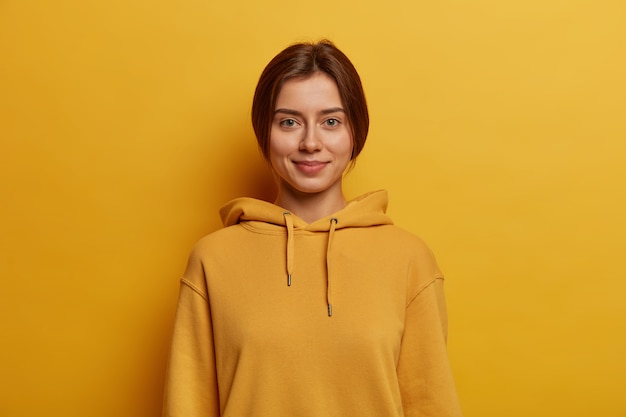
[{"left": 163, "top": 190, "right": 462, "bottom": 417}]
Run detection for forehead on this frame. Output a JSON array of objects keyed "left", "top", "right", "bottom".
[{"left": 275, "top": 73, "right": 342, "bottom": 109}]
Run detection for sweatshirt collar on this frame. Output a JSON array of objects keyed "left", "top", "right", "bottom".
[
  {"left": 218, "top": 190, "right": 394, "bottom": 317},
  {"left": 219, "top": 189, "right": 393, "bottom": 230}
]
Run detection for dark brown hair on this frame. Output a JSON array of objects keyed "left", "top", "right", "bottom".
[{"left": 251, "top": 40, "right": 369, "bottom": 162}]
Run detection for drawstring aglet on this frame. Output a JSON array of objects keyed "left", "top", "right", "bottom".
[
  {"left": 327, "top": 304, "right": 333, "bottom": 317},
  {"left": 287, "top": 273, "right": 292, "bottom": 287}
]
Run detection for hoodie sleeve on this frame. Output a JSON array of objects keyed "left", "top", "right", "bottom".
[
  {"left": 396, "top": 273, "right": 463, "bottom": 417},
  {"left": 162, "top": 249, "right": 220, "bottom": 417}
]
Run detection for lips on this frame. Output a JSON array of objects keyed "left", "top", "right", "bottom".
[{"left": 293, "top": 160, "right": 328, "bottom": 174}]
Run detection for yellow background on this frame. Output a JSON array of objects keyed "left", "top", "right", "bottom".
[{"left": 1, "top": 0, "right": 625, "bottom": 416}]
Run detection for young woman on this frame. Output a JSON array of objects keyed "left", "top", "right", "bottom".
[{"left": 163, "top": 40, "right": 462, "bottom": 417}]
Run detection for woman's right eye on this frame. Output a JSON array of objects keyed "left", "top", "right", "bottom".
[{"left": 279, "top": 119, "right": 297, "bottom": 127}]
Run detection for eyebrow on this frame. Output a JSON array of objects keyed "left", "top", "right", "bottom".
[{"left": 274, "top": 107, "right": 345, "bottom": 116}]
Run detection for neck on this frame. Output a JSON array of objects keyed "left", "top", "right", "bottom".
[{"left": 275, "top": 187, "right": 347, "bottom": 224}]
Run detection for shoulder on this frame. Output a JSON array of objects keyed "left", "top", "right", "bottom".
[
  {"left": 188, "top": 223, "right": 253, "bottom": 265},
  {"left": 379, "top": 225, "right": 444, "bottom": 296},
  {"left": 376, "top": 225, "right": 439, "bottom": 259},
  {"left": 181, "top": 225, "right": 244, "bottom": 287},
  {"left": 352, "top": 223, "right": 442, "bottom": 279}
]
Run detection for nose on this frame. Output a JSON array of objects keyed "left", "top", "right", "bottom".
[{"left": 299, "top": 126, "right": 323, "bottom": 152}]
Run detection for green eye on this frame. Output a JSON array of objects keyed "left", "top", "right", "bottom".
[
  {"left": 325, "top": 118, "right": 339, "bottom": 126},
  {"left": 280, "top": 119, "right": 296, "bottom": 127}
]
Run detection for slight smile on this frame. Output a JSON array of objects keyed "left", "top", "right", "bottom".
[{"left": 293, "top": 160, "right": 329, "bottom": 174}]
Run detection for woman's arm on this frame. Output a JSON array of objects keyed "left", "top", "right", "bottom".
[
  {"left": 162, "top": 269, "right": 220, "bottom": 416},
  {"left": 397, "top": 276, "right": 463, "bottom": 417}
]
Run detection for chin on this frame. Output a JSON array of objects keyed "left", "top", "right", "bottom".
[
  {"left": 287, "top": 179, "right": 342, "bottom": 197},
  {"left": 293, "top": 185, "right": 330, "bottom": 195}
]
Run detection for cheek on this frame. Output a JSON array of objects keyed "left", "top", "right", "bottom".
[
  {"left": 268, "top": 130, "right": 291, "bottom": 163},
  {"left": 335, "top": 123, "right": 354, "bottom": 158},
  {"left": 336, "top": 130, "right": 354, "bottom": 160}
]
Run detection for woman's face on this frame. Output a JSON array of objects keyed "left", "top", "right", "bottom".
[{"left": 269, "top": 72, "right": 353, "bottom": 201}]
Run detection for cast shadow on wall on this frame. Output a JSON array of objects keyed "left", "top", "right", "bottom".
[
  {"left": 223, "top": 131, "right": 277, "bottom": 203},
  {"left": 241, "top": 159, "right": 277, "bottom": 203}
]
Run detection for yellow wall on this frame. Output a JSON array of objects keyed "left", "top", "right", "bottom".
[{"left": 1, "top": 0, "right": 624, "bottom": 416}]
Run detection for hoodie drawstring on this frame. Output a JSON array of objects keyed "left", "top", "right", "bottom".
[
  {"left": 283, "top": 212, "right": 294, "bottom": 286},
  {"left": 326, "top": 217, "right": 338, "bottom": 317},
  {"left": 282, "top": 212, "right": 337, "bottom": 317}
]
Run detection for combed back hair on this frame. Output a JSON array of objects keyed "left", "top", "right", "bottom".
[{"left": 251, "top": 40, "right": 369, "bottom": 162}]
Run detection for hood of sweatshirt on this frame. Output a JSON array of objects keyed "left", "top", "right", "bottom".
[{"left": 219, "top": 190, "right": 394, "bottom": 317}]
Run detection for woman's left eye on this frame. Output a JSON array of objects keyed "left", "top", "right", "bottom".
[{"left": 325, "top": 118, "right": 340, "bottom": 127}]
